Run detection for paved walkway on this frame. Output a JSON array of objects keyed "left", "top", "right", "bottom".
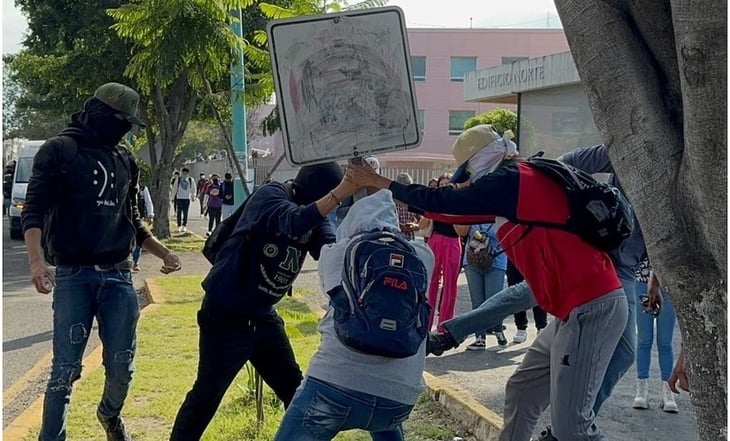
[{"left": 140, "top": 213, "right": 700, "bottom": 441}]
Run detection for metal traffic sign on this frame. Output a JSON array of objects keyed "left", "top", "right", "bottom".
[{"left": 267, "top": 6, "right": 422, "bottom": 165}]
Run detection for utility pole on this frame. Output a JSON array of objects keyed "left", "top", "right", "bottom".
[{"left": 230, "top": 8, "right": 251, "bottom": 206}]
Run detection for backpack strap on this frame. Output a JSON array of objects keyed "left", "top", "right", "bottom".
[{"left": 55, "top": 135, "right": 79, "bottom": 174}]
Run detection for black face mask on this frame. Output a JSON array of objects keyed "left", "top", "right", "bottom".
[
  {"left": 98, "top": 117, "right": 133, "bottom": 146},
  {"left": 212, "top": 179, "right": 219, "bottom": 185},
  {"left": 71, "top": 98, "right": 133, "bottom": 146}
]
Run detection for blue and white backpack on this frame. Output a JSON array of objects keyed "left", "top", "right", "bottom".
[{"left": 327, "top": 229, "right": 430, "bottom": 358}]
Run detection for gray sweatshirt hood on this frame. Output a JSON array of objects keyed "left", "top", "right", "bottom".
[{"left": 336, "top": 189, "right": 400, "bottom": 243}]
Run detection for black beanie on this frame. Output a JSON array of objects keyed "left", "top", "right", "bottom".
[{"left": 293, "top": 162, "right": 344, "bottom": 204}]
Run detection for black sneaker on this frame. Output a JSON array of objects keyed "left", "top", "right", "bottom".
[
  {"left": 495, "top": 331, "right": 508, "bottom": 346},
  {"left": 534, "top": 425, "right": 558, "bottom": 441},
  {"left": 97, "top": 410, "right": 132, "bottom": 441},
  {"left": 427, "top": 331, "right": 459, "bottom": 356}
]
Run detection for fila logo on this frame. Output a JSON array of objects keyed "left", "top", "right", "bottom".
[
  {"left": 389, "top": 253, "right": 404, "bottom": 268},
  {"left": 383, "top": 276, "right": 408, "bottom": 290}
]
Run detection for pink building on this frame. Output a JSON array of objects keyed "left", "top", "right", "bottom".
[{"left": 263, "top": 28, "right": 569, "bottom": 184}]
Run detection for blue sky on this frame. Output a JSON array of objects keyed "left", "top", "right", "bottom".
[{"left": 2, "top": 0, "right": 562, "bottom": 55}]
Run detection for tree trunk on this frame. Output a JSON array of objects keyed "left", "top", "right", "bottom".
[
  {"left": 146, "top": 76, "right": 198, "bottom": 239},
  {"left": 554, "top": 1, "right": 726, "bottom": 439}
]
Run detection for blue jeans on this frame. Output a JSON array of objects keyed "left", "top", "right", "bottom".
[
  {"left": 40, "top": 266, "right": 139, "bottom": 441},
  {"left": 274, "top": 377, "right": 414, "bottom": 441},
  {"left": 441, "top": 276, "right": 637, "bottom": 415},
  {"left": 176, "top": 198, "right": 190, "bottom": 227},
  {"left": 635, "top": 282, "right": 676, "bottom": 381},
  {"left": 464, "top": 265, "right": 506, "bottom": 337}
]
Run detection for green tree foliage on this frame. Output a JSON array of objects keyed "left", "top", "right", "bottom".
[
  {"left": 463, "top": 108, "right": 517, "bottom": 134},
  {"left": 107, "top": 0, "right": 267, "bottom": 238},
  {"left": 3, "top": 0, "right": 132, "bottom": 139}
]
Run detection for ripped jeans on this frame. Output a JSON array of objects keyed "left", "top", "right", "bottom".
[{"left": 40, "top": 265, "right": 139, "bottom": 441}]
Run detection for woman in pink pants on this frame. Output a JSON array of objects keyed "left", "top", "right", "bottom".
[{"left": 426, "top": 174, "right": 464, "bottom": 331}]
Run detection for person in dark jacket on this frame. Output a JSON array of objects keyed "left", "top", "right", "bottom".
[
  {"left": 170, "top": 162, "right": 358, "bottom": 441},
  {"left": 3, "top": 161, "right": 15, "bottom": 215},
  {"left": 220, "top": 172, "right": 235, "bottom": 220},
  {"left": 346, "top": 124, "right": 628, "bottom": 441},
  {"left": 21, "top": 83, "right": 182, "bottom": 441}
]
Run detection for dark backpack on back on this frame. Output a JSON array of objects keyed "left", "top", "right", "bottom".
[
  {"left": 524, "top": 155, "right": 634, "bottom": 252},
  {"left": 327, "top": 229, "right": 430, "bottom": 358}
]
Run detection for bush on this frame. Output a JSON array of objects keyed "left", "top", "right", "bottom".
[{"left": 463, "top": 108, "right": 517, "bottom": 135}]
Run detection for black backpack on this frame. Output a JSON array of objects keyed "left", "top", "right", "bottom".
[
  {"left": 523, "top": 154, "right": 634, "bottom": 252},
  {"left": 202, "top": 182, "right": 291, "bottom": 264}
]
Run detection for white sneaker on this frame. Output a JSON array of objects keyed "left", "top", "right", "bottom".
[
  {"left": 513, "top": 329, "right": 528, "bottom": 343},
  {"left": 182, "top": 226, "right": 187, "bottom": 233},
  {"left": 206, "top": 231, "right": 212, "bottom": 237},
  {"left": 661, "top": 381, "right": 679, "bottom": 413},
  {"left": 177, "top": 226, "right": 183, "bottom": 232},
  {"left": 633, "top": 378, "right": 649, "bottom": 409}
]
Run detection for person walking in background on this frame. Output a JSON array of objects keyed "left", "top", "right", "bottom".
[
  {"left": 205, "top": 174, "right": 223, "bottom": 236},
  {"left": 394, "top": 172, "right": 422, "bottom": 241},
  {"left": 220, "top": 172, "right": 235, "bottom": 220},
  {"left": 509, "top": 261, "right": 548, "bottom": 343},
  {"left": 132, "top": 184, "right": 155, "bottom": 272},
  {"left": 632, "top": 260, "right": 679, "bottom": 413},
  {"left": 21, "top": 82, "right": 182, "bottom": 441},
  {"left": 425, "top": 173, "right": 463, "bottom": 331},
  {"left": 170, "top": 170, "right": 180, "bottom": 216},
  {"left": 4, "top": 161, "right": 16, "bottom": 215},
  {"left": 196, "top": 173, "right": 207, "bottom": 217},
  {"left": 462, "top": 223, "right": 508, "bottom": 349},
  {"left": 171, "top": 167, "right": 196, "bottom": 232},
  {"left": 273, "top": 189, "right": 435, "bottom": 441}
]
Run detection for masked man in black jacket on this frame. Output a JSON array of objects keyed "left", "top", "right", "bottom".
[{"left": 22, "top": 83, "right": 182, "bottom": 441}]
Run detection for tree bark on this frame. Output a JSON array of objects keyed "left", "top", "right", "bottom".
[{"left": 554, "top": 1, "right": 726, "bottom": 439}]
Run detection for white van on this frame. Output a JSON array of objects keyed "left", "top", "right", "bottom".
[{"left": 8, "top": 140, "right": 45, "bottom": 240}]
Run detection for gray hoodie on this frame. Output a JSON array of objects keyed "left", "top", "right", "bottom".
[{"left": 307, "top": 190, "right": 435, "bottom": 405}]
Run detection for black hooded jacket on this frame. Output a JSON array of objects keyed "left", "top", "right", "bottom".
[{"left": 21, "top": 99, "right": 151, "bottom": 265}]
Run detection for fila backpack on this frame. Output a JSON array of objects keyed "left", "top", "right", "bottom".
[{"left": 327, "top": 229, "right": 430, "bottom": 358}]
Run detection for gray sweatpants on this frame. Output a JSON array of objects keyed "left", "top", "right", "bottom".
[{"left": 499, "top": 289, "right": 628, "bottom": 441}]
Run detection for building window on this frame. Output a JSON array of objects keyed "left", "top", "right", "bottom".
[
  {"left": 502, "top": 56, "right": 529, "bottom": 65},
  {"left": 411, "top": 56, "right": 426, "bottom": 82},
  {"left": 448, "top": 110, "right": 475, "bottom": 135},
  {"left": 417, "top": 110, "right": 425, "bottom": 134},
  {"left": 450, "top": 57, "right": 477, "bottom": 82}
]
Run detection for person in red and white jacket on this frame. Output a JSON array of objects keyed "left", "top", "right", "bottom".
[{"left": 346, "top": 124, "right": 628, "bottom": 441}]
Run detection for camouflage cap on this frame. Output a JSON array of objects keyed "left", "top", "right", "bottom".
[{"left": 94, "top": 82, "right": 145, "bottom": 127}]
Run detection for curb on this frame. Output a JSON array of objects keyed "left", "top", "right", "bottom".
[{"left": 423, "top": 372, "right": 503, "bottom": 441}]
